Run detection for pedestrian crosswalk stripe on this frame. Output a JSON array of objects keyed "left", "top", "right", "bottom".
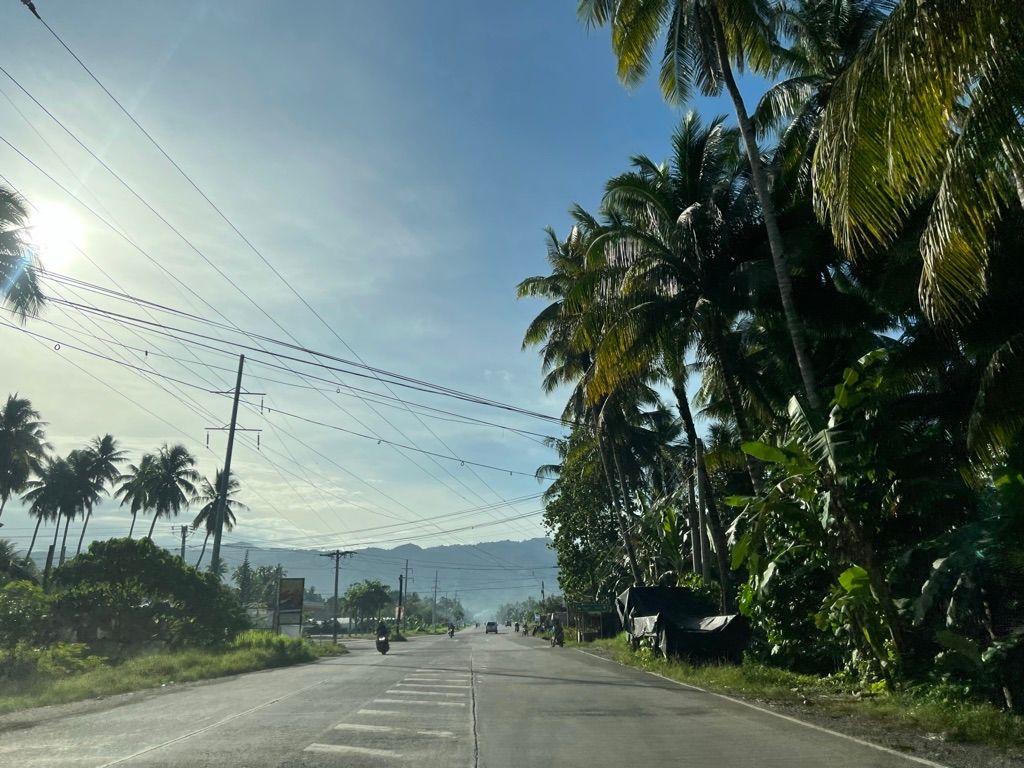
[{"left": 305, "top": 743, "right": 402, "bottom": 758}]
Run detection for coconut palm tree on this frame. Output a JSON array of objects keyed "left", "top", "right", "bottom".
[
  {"left": 753, "top": 0, "right": 885, "bottom": 202},
  {"left": 191, "top": 469, "right": 247, "bottom": 568},
  {"left": 813, "top": 1, "right": 1024, "bottom": 324},
  {"left": 579, "top": 0, "right": 824, "bottom": 409},
  {"left": 74, "top": 435, "right": 128, "bottom": 556},
  {"left": 0, "top": 393, "right": 49, "bottom": 521},
  {"left": 115, "top": 454, "right": 154, "bottom": 538},
  {"left": 0, "top": 186, "right": 45, "bottom": 321},
  {"left": 143, "top": 444, "right": 199, "bottom": 540},
  {"left": 20, "top": 455, "right": 80, "bottom": 583}
]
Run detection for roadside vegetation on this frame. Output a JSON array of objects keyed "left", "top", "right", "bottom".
[
  {"left": 515, "top": 0, "right": 1024, "bottom": 739},
  {"left": 0, "top": 630, "right": 344, "bottom": 715},
  {"left": 0, "top": 537, "right": 345, "bottom": 715},
  {"left": 584, "top": 634, "right": 1024, "bottom": 749}
]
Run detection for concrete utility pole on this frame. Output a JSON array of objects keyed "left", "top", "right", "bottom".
[
  {"left": 397, "top": 574, "right": 404, "bottom": 632},
  {"left": 401, "top": 560, "right": 410, "bottom": 632},
  {"left": 541, "top": 581, "right": 545, "bottom": 604},
  {"left": 178, "top": 526, "right": 188, "bottom": 559},
  {"left": 320, "top": 550, "right": 355, "bottom": 645},
  {"left": 431, "top": 570, "right": 438, "bottom": 627},
  {"left": 210, "top": 355, "right": 244, "bottom": 576}
]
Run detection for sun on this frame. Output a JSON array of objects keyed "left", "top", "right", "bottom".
[{"left": 27, "top": 201, "right": 83, "bottom": 273}]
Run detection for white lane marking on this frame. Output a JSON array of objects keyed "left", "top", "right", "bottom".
[
  {"left": 358, "top": 708, "right": 398, "bottom": 715},
  {"left": 331, "top": 724, "right": 457, "bottom": 738},
  {"left": 333, "top": 723, "right": 394, "bottom": 733},
  {"left": 415, "top": 669, "right": 470, "bottom": 676},
  {"left": 375, "top": 698, "right": 466, "bottom": 707},
  {"left": 305, "top": 743, "right": 403, "bottom": 758},
  {"left": 397, "top": 682, "right": 471, "bottom": 689},
  {"left": 95, "top": 679, "right": 326, "bottom": 767},
  {"left": 576, "top": 650, "right": 952, "bottom": 768},
  {"left": 403, "top": 676, "right": 466, "bottom": 682},
  {"left": 386, "top": 689, "right": 465, "bottom": 697}
]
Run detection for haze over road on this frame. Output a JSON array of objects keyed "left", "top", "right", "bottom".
[{"left": 0, "top": 631, "right": 937, "bottom": 767}]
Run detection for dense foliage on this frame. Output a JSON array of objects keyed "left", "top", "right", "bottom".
[{"left": 519, "top": 0, "right": 1024, "bottom": 712}]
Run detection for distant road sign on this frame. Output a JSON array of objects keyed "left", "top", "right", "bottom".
[{"left": 571, "top": 602, "right": 612, "bottom": 613}]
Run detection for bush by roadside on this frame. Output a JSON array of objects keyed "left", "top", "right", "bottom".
[
  {"left": 0, "top": 630, "right": 345, "bottom": 715},
  {"left": 584, "top": 634, "right": 1024, "bottom": 751}
]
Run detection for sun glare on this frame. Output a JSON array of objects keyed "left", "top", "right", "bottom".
[{"left": 28, "top": 201, "right": 83, "bottom": 273}]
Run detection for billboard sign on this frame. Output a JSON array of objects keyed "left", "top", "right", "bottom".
[{"left": 277, "top": 577, "right": 305, "bottom": 626}]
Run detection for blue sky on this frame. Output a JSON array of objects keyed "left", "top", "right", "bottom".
[{"left": 0, "top": 2, "right": 768, "bottom": 557}]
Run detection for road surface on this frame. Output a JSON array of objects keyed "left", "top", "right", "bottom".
[{"left": 0, "top": 630, "right": 941, "bottom": 767}]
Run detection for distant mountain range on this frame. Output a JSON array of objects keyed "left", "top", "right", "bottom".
[{"left": 217, "top": 538, "right": 558, "bottom": 619}]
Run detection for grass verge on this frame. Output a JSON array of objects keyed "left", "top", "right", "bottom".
[
  {"left": 585, "top": 634, "right": 1024, "bottom": 749},
  {"left": 0, "top": 631, "right": 346, "bottom": 716}
]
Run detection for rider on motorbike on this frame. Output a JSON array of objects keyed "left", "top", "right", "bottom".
[
  {"left": 447, "top": 621, "right": 455, "bottom": 638},
  {"left": 376, "top": 620, "right": 389, "bottom": 639}
]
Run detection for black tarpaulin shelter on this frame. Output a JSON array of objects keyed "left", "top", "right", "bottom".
[{"left": 616, "top": 586, "right": 749, "bottom": 663}]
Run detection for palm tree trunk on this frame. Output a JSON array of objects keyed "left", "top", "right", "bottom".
[
  {"left": 43, "top": 511, "right": 62, "bottom": 585},
  {"left": 686, "top": 466, "right": 702, "bottom": 575},
  {"left": 76, "top": 509, "right": 92, "bottom": 556},
  {"left": 25, "top": 515, "right": 42, "bottom": 561},
  {"left": 673, "top": 383, "right": 714, "bottom": 571},
  {"left": 592, "top": 408, "right": 643, "bottom": 586},
  {"left": 0, "top": 495, "right": 7, "bottom": 521},
  {"left": 58, "top": 513, "right": 72, "bottom": 565},
  {"left": 147, "top": 512, "right": 159, "bottom": 540},
  {"left": 195, "top": 530, "right": 210, "bottom": 568},
  {"left": 706, "top": 323, "right": 763, "bottom": 493},
  {"left": 707, "top": 6, "right": 822, "bottom": 412},
  {"left": 128, "top": 510, "right": 137, "bottom": 538},
  {"left": 696, "top": 439, "right": 732, "bottom": 612}
]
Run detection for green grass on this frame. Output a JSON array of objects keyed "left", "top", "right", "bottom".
[
  {"left": 583, "top": 634, "right": 1024, "bottom": 749},
  {"left": 0, "top": 632, "right": 346, "bottom": 716}
]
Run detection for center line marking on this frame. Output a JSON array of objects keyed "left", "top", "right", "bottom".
[{"left": 305, "top": 743, "right": 402, "bottom": 758}]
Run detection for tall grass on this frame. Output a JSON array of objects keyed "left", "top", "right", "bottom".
[
  {"left": 0, "top": 632, "right": 345, "bottom": 715},
  {"left": 584, "top": 634, "right": 1024, "bottom": 748}
]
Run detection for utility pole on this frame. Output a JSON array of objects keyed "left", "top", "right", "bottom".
[
  {"left": 401, "top": 559, "right": 410, "bottom": 632},
  {"left": 210, "top": 355, "right": 243, "bottom": 576},
  {"left": 206, "top": 355, "right": 263, "bottom": 577},
  {"left": 320, "top": 550, "right": 355, "bottom": 645},
  {"left": 397, "top": 574, "right": 404, "bottom": 634},
  {"left": 431, "top": 570, "right": 438, "bottom": 628},
  {"left": 541, "top": 581, "right": 545, "bottom": 604},
  {"left": 175, "top": 525, "right": 188, "bottom": 559}
]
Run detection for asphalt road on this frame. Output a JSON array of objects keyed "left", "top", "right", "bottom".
[{"left": 0, "top": 630, "right": 943, "bottom": 767}]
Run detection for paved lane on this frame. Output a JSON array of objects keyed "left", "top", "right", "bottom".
[
  {"left": 0, "top": 630, "right": 945, "bottom": 767},
  {"left": 474, "top": 630, "right": 940, "bottom": 768}
]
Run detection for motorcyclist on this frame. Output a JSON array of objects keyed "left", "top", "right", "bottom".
[
  {"left": 447, "top": 621, "right": 455, "bottom": 637},
  {"left": 552, "top": 620, "right": 565, "bottom": 646},
  {"left": 376, "top": 620, "right": 389, "bottom": 639},
  {"left": 514, "top": 622, "right": 519, "bottom": 633}
]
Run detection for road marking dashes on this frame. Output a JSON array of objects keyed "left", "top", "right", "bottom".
[
  {"left": 358, "top": 708, "right": 398, "bottom": 715},
  {"left": 332, "top": 723, "right": 394, "bottom": 733},
  {"left": 374, "top": 698, "right": 466, "bottom": 707},
  {"left": 386, "top": 689, "right": 465, "bottom": 697},
  {"left": 397, "top": 683, "right": 471, "bottom": 689},
  {"left": 305, "top": 743, "right": 403, "bottom": 758}
]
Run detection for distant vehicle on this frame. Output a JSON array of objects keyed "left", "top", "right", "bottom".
[{"left": 485, "top": 621, "right": 498, "bottom": 634}]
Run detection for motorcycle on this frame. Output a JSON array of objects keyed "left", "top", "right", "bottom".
[
  {"left": 376, "top": 635, "right": 390, "bottom": 655},
  {"left": 550, "top": 630, "right": 565, "bottom": 648},
  {"left": 448, "top": 626, "right": 455, "bottom": 638}
]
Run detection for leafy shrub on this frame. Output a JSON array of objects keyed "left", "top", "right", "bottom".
[
  {"left": 51, "top": 538, "right": 249, "bottom": 654},
  {"left": 0, "top": 581, "right": 50, "bottom": 652},
  {"left": 3, "top": 642, "right": 105, "bottom": 680}
]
